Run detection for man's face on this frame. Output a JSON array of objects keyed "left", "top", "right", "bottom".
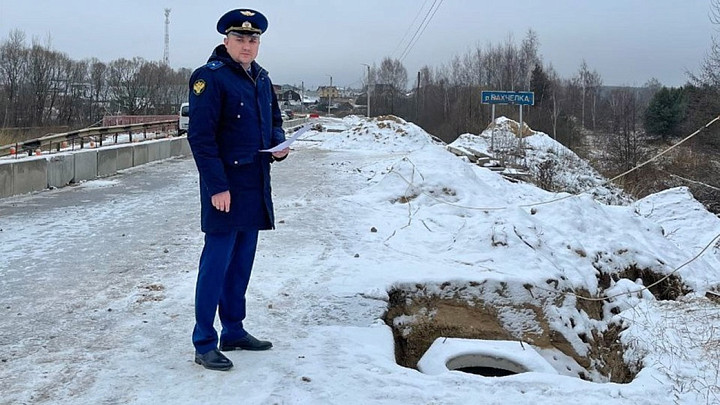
[{"left": 224, "top": 33, "right": 260, "bottom": 68}]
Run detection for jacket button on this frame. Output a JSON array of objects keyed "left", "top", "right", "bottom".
[
  {"left": 237, "top": 114, "right": 241, "bottom": 118},
  {"left": 234, "top": 160, "right": 238, "bottom": 165},
  {"left": 240, "top": 102, "right": 244, "bottom": 106}
]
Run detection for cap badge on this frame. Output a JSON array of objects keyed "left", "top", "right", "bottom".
[
  {"left": 240, "top": 10, "right": 255, "bottom": 16},
  {"left": 193, "top": 79, "right": 206, "bottom": 96},
  {"left": 241, "top": 21, "right": 252, "bottom": 29}
]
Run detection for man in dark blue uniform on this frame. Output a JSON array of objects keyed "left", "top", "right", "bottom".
[{"left": 187, "top": 8, "right": 289, "bottom": 371}]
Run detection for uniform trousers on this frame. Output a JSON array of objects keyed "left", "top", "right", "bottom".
[{"left": 192, "top": 230, "right": 259, "bottom": 354}]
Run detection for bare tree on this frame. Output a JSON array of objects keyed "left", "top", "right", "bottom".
[
  {"left": 0, "top": 30, "right": 28, "bottom": 127},
  {"left": 587, "top": 70, "right": 603, "bottom": 131},
  {"left": 500, "top": 35, "right": 519, "bottom": 90},
  {"left": 55, "top": 58, "right": 89, "bottom": 126},
  {"left": 689, "top": 0, "right": 720, "bottom": 87},
  {"left": 376, "top": 57, "right": 408, "bottom": 92},
  {"left": 107, "top": 57, "right": 147, "bottom": 115},
  {"left": 482, "top": 43, "right": 503, "bottom": 89},
  {"left": 519, "top": 29, "right": 541, "bottom": 89},
  {"left": 469, "top": 46, "right": 484, "bottom": 87},
  {"left": 27, "top": 37, "right": 62, "bottom": 125},
  {"left": 89, "top": 59, "right": 109, "bottom": 123},
  {"left": 374, "top": 57, "right": 408, "bottom": 115},
  {"left": 605, "top": 87, "right": 643, "bottom": 173},
  {"left": 168, "top": 67, "right": 192, "bottom": 112},
  {"left": 137, "top": 61, "right": 168, "bottom": 114},
  {"left": 570, "top": 60, "right": 603, "bottom": 131},
  {"left": 547, "top": 65, "right": 563, "bottom": 140},
  {"left": 576, "top": 60, "right": 590, "bottom": 129},
  {"left": 149, "top": 63, "right": 190, "bottom": 114}
]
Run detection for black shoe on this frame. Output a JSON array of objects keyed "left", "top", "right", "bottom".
[
  {"left": 194, "top": 349, "right": 233, "bottom": 371},
  {"left": 220, "top": 333, "right": 273, "bottom": 351}
]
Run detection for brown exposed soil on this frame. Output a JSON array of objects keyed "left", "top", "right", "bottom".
[
  {"left": 596, "top": 265, "right": 690, "bottom": 301},
  {"left": 375, "top": 115, "right": 406, "bottom": 124},
  {"left": 385, "top": 280, "right": 642, "bottom": 383}
]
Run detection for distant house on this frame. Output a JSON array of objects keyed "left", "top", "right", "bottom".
[
  {"left": 273, "top": 84, "right": 282, "bottom": 96},
  {"left": 317, "top": 86, "right": 339, "bottom": 99},
  {"left": 281, "top": 90, "right": 301, "bottom": 102}
]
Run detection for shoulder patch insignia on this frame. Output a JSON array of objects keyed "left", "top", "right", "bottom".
[
  {"left": 206, "top": 61, "right": 224, "bottom": 70},
  {"left": 193, "top": 79, "right": 206, "bottom": 96}
]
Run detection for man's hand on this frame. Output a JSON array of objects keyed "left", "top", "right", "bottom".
[
  {"left": 272, "top": 147, "right": 290, "bottom": 159},
  {"left": 211, "top": 191, "right": 231, "bottom": 212}
]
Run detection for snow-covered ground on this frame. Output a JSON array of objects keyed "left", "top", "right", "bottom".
[
  {"left": 1, "top": 116, "right": 719, "bottom": 404},
  {"left": 450, "top": 117, "right": 631, "bottom": 205}
]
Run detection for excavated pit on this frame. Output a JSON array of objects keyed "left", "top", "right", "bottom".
[{"left": 385, "top": 270, "right": 689, "bottom": 383}]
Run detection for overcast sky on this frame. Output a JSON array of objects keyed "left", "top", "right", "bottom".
[{"left": 0, "top": 1, "right": 715, "bottom": 90}]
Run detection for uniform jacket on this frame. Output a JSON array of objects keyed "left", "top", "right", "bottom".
[{"left": 187, "top": 45, "right": 285, "bottom": 233}]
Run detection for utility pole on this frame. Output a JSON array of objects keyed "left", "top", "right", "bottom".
[
  {"left": 361, "top": 64, "right": 371, "bottom": 118},
  {"left": 416, "top": 71, "right": 420, "bottom": 122},
  {"left": 163, "top": 8, "right": 171, "bottom": 65},
  {"left": 327, "top": 75, "right": 332, "bottom": 116},
  {"left": 301, "top": 81, "right": 305, "bottom": 114}
]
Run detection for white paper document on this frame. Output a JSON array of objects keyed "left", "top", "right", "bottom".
[{"left": 259, "top": 124, "right": 312, "bottom": 153}]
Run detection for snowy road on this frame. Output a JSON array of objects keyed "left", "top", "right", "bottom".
[
  {"left": 0, "top": 146, "right": 396, "bottom": 404},
  {"left": 0, "top": 158, "right": 204, "bottom": 403}
]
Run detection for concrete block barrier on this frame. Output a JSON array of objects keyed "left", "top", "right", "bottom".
[
  {"left": 13, "top": 157, "right": 47, "bottom": 195},
  {"left": 1, "top": 137, "right": 194, "bottom": 199},
  {"left": 283, "top": 118, "right": 309, "bottom": 129},
  {"left": 0, "top": 161, "right": 13, "bottom": 198},
  {"left": 147, "top": 140, "right": 171, "bottom": 163},
  {"left": 181, "top": 138, "right": 191, "bottom": 156},
  {"left": 47, "top": 154, "right": 74, "bottom": 188},
  {"left": 159, "top": 140, "right": 172, "bottom": 160},
  {"left": 147, "top": 142, "right": 161, "bottom": 163},
  {"left": 74, "top": 149, "right": 98, "bottom": 182},
  {"left": 170, "top": 137, "right": 191, "bottom": 157},
  {"left": 116, "top": 145, "right": 133, "bottom": 170},
  {"left": 97, "top": 148, "right": 118, "bottom": 177},
  {"left": 133, "top": 144, "right": 149, "bottom": 166}
]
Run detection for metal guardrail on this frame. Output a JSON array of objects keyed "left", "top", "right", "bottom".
[
  {"left": 1, "top": 116, "right": 310, "bottom": 159},
  {"left": 0, "top": 119, "right": 178, "bottom": 158}
]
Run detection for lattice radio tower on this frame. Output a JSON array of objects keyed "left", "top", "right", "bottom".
[{"left": 163, "top": 8, "right": 171, "bottom": 65}]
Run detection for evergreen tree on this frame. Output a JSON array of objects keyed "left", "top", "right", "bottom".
[{"left": 643, "top": 86, "right": 686, "bottom": 140}]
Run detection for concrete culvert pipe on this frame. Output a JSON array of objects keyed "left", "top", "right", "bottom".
[{"left": 417, "top": 338, "right": 558, "bottom": 377}]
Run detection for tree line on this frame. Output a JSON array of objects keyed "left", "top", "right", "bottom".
[{"left": 0, "top": 30, "right": 190, "bottom": 138}]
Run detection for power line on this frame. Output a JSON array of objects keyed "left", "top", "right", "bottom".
[
  {"left": 397, "top": 0, "right": 438, "bottom": 62},
  {"left": 391, "top": 0, "right": 432, "bottom": 58},
  {"left": 399, "top": 0, "right": 444, "bottom": 62},
  {"left": 662, "top": 170, "right": 720, "bottom": 192}
]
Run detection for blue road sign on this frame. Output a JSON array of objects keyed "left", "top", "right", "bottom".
[{"left": 481, "top": 91, "right": 535, "bottom": 105}]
